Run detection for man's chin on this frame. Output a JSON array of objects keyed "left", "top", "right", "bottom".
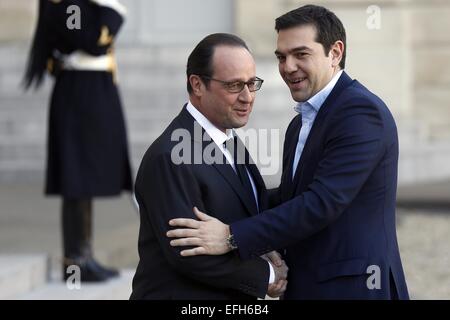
[
  {"left": 231, "top": 119, "right": 248, "bottom": 129},
  {"left": 291, "top": 92, "right": 309, "bottom": 103}
]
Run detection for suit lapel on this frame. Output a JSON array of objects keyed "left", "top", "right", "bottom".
[
  {"left": 217, "top": 136, "right": 259, "bottom": 216},
  {"left": 211, "top": 135, "right": 258, "bottom": 216},
  {"left": 241, "top": 139, "right": 267, "bottom": 214},
  {"left": 247, "top": 163, "right": 266, "bottom": 212},
  {"left": 177, "top": 105, "right": 258, "bottom": 216},
  {"left": 212, "top": 159, "right": 258, "bottom": 216},
  {"left": 281, "top": 115, "right": 301, "bottom": 201}
]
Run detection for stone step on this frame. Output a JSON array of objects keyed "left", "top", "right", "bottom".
[
  {"left": 0, "top": 254, "right": 49, "bottom": 299},
  {"left": 16, "top": 270, "right": 134, "bottom": 300}
]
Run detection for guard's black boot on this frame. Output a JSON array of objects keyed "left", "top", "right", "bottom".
[
  {"left": 63, "top": 256, "right": 110, "bottom": 282},
  {"left": 62, "top": 198, "right": 118, "bottom": 282},
  {"left": 89, "top": 259, "right": 119, "bottom": 278},
  {"left": 76, "top": 199, "right": 119, "bottom": 279}
]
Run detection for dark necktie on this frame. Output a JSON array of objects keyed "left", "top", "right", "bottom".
[{"left": 224, "top": 137, "right": 257, "bottom": 207}]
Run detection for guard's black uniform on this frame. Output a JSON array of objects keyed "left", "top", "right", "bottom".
[
  {"left": 44, "top": 0, "right": 132, "bottom": 197},
  {"left": 24, "top": 0, "right": 132, "bottom": 282}
]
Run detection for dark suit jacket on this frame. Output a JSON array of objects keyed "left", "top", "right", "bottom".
[
  {"left": 231, "top": 72, "right": 409, "bottom": 299},
  {"left": 130, "top": 106, "right": 270, "bottom": 300}
]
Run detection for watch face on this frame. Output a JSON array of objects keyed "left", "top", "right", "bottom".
[{"left": 227, "top": 234, "right": 238, "bottom": 250}]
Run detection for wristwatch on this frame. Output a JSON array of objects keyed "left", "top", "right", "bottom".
[{"left": 226, "top": 233, "right": 238, "bottom": 250}]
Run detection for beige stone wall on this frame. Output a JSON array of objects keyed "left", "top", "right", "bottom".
[
  {"left": 411, "top": 2, "right": 450, "bottom": 141},
  {"left": 0, "top": 0, "right": 37, "bottom": 42},
  {"left": 234, "top": 0, "right": 283, "bottom": 57}
]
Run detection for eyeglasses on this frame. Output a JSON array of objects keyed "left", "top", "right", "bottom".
[{"left": 200, "top": 76, "right": 264, "bottom": 93}]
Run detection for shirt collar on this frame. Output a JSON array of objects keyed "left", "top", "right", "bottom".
[
  {"left": 294, "top": 70, "right": 344, "bottom": 114},
  {"left": 186, "top": 101, "right": 234, "bottom": 146}
]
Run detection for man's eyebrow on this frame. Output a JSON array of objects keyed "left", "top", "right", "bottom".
[
  {"left": 222, "top": 77, "right": 257, "bottom": 82},
  {"left": 275, "top": 46, "right": 313, "bottom": 55}
]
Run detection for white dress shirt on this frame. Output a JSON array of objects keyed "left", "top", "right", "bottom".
[{"left": 292, "top": 70, "right": 343, "bottom": 178}]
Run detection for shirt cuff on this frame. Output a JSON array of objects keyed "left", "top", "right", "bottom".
[{"left": 268, "top": 261, "right": 275, "bottom": 284}]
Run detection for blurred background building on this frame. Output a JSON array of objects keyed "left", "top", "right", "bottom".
[{"left": 0, "top": 0, "right": 449, "bottom": 299}]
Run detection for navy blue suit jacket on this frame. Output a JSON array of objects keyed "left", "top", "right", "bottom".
[{"left": 231, "top": 72, "right": 409, "bottom": 299}]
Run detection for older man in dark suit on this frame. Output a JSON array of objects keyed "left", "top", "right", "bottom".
[{"left": 130, "top": 33, "right": 288, "bottom": 300}]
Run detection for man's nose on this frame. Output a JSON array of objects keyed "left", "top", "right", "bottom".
[
  {"left": 284, "top": 56, "right": 298, "bottom": 73},
  {"left": 238, "top": 85, "right": 253, "bottom": 102}
]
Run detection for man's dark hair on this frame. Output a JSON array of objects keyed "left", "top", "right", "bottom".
[
  {"left": 275, "top": 4, "right": 346, "bottom": 69},
  {"left": 186, "top": 33, "right": 249, "bottom": 94}
]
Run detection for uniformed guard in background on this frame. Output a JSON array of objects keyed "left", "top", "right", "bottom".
[{"left": 23, "top": 0, "right": 133, "bottom": 282}]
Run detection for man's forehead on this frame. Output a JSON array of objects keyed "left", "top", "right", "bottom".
[
  {"left": 213, "top": 46, "right": 254, "bottom": 63},
  {"left": 276, "top": 26, "right": 320, "bottom": 53},
  {"left": 212, "top": 47, "right": 255, "bottom": 75}
]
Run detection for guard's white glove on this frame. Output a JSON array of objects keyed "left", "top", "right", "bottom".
[{"left": 90, "top": 0, "right": 127, "bottom": 16}]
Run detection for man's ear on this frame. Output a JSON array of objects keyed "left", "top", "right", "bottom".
[
  {"left": 189, "top": 75, "right": 204, "bottom": 97},
  {"left": 330, "top": 40, "right": 344, "bottom": 68}
]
